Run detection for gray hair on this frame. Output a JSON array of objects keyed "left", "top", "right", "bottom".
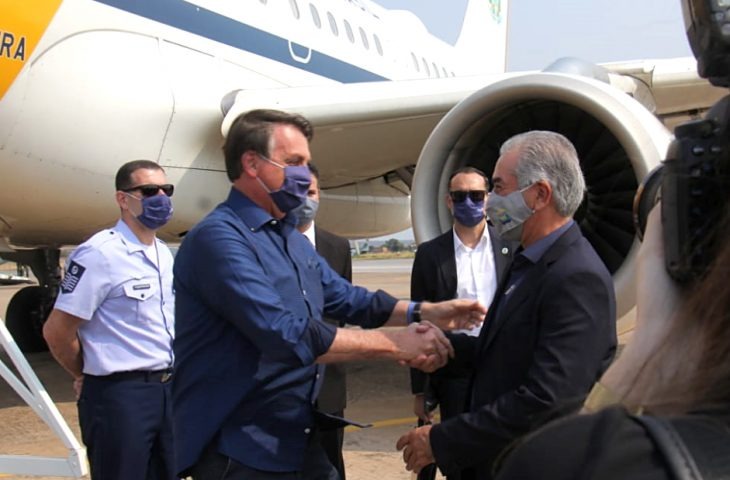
[{"left": 499, "top": 131, "right": 586, "bottom": 217}]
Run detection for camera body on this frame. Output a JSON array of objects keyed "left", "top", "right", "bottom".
[{"left": 634, "top": 0, "right": 730, "bottom": 283}]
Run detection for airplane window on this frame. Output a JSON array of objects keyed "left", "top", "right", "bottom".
[
  {"left": 359, "top": 27, "right": 369, "bottom": 50},
  {"left": 289, "top": 0, "right": 300, "bottom": 19},
  {"left": 327, "top": 12, "right": 339, "bottom": 36},
  {"left": 433, "top": 62, "right": 440, "bottom": 78},
  {"left": 310, "top": 4, "right": 321, "bottom": 28},
  {"left": 344, "top": 19, "right": 355, "bottom": 43},
  {"left": 422, "top": 57, "right": 430, "bottom": 77},
  {"left": 411, "top": 52, "right": 419, "bottom": 71},
  {"left": 374, "top": 34, "right": 383, "bottom": 56}
]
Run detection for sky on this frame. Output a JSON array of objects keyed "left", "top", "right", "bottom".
[
  {"left": 374, "top": 0, "right": 693, "bottom": 71},
  {"left": 367, "top": 0, "right": 693, "bottom": 241}
]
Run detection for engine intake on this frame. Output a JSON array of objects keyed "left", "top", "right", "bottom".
[{"left": 411, "top": 72, "right": 673, "bottom": 317}]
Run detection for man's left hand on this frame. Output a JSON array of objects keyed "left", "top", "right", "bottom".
[{"left": 396, "top": 425, "right": 435, "bottom": 473}]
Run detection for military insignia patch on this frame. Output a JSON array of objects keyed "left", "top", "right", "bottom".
[{"left": 60, "top": 261, "right": 86, "bottom": 294}]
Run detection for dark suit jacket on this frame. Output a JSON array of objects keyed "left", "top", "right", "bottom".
[
  {"left": 410, "top": 226, "right": 513, "bottom": 394},
  {"left": 314, "top": 226, "right": 352, "bottom": 414},
  {"left": 430, "top": 222, "right": 617, "bottom": 479}
]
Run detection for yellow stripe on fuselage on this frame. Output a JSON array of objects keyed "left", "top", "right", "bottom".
[{"left": 0, "top": 0, "right": 63, "bottom": 100}]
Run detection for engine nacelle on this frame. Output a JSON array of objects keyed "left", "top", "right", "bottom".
[{"left": 412, "top": 72, "right": 673, "bottom": 317}]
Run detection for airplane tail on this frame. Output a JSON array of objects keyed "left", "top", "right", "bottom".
[{"left": 454, "top": 0, "right": 510, "bottom": 75}]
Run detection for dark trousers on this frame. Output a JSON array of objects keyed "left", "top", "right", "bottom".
[
  {"left": 190, "top": 432, "right": 339, "bottom": 480},
  {"left": 78, "top": 373, "right": 175, "bottom": 480},
  {"left": 318, "top": 410, "right": 345, "bottom": 480}
]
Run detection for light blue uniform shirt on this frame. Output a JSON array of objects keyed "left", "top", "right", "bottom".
[{"left": 54, "top": 219, "right": 175, "bottom": 375}]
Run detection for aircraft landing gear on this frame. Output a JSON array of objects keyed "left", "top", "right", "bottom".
[{"left": 3, "top": 249, "right": 61, "bottom": 352}]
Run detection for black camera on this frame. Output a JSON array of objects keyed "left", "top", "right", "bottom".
[
  {"left": 634, "top": 99, "right": 730, "bottom": 283},
  {"left": 633, "top": 0, "right": 730, "bottom": 283}
]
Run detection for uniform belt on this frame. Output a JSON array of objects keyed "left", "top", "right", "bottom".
[{"left": 95, "top": 368, "right": 173, "bottom": 383}]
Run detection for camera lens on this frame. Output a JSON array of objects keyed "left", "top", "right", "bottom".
[{"left": 633, "top": 165, "right": 663, "bottom": 241}]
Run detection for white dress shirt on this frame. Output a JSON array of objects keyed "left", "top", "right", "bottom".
[{"left": 453, "top": 226, "right": 498, "bottom": 336}]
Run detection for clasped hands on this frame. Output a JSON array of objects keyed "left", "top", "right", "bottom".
[{"left": 397, "top": 299, "right": 486, "bottom": 372}]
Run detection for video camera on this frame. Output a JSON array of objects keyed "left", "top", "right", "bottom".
[{"left": 633, "top": 0, "right": 730, "bottom": 283}]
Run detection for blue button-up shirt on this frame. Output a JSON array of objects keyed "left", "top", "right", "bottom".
[{"left": 172, "top": 188, "right": 397, "bottom": 475}]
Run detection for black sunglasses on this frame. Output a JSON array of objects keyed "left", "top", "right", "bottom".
[
  {"left": 122, "top": 183, "right": 174, "bottom": 198},
  {"left": 449, "top": 190, "right": 486, "bottom": 203}
]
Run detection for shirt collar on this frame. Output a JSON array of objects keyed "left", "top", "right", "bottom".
[
  {"left": 452, "top": 225, "right": 489, "bottom": 253},
  {"left": 115, "top": 219, "right": 150, "bottom": 254},
  {"left": 520, "top": 219, "right": 574, "bottom": 264},
  {"left": 300, "top": 222, "right": 316, "bottom": 246},
  {"left": 225, "top": 187, "right": 297, "bottom": 232}
]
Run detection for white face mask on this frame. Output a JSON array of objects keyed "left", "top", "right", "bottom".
[{"left": 486, "top": 184, "right": 535, "bottom": 241}]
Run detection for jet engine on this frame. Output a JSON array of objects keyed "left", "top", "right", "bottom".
[{"left": 411, "top": 72, "right": 674, "bottom": 317}]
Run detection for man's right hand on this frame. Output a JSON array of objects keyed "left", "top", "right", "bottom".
[{"left": 394, "top": 321, "right": 453, "bottom": 372}]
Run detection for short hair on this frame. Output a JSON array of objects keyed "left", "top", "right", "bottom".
[
  {"left": 448, "top": 166, "right": 489, "bottom": 190},
  {"left": 115, "top": 160, "right": 165, "bottom": 191},
  {"left": 500, "top": 131, "right": 585, "bottom": 217},
  {"left": 223, "top": 109, "right": 314, "bottom": 181}
]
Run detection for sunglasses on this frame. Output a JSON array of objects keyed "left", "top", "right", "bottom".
[
  {"left": 122, "top": 184, "right": 174, "bottom": 198},
  {"left": 449, "top": 190, "right": 486, "bottom": 203}
]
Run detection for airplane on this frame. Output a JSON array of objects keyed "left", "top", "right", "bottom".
[{"left": 0, "top": 0, "right": 726, "bottom": 351}]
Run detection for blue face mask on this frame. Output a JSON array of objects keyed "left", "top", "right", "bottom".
[
  {"left": 292, "top": 197, "right": 319, "bottom": 226},
  {"left": 452, "top": 196, "right": 485, "bottom": 227},
  {"left": 257, "top": 156, "right": 311, "bottom": 213},
  {"left": 126, "top": 193, "right": 173, "bottom": 230}
]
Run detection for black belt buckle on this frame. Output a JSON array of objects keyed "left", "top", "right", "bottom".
[{"left": 160, "top": 370, "right": 173, "bottom": 383}]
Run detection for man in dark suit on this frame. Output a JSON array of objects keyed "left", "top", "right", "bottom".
[
  {"left": 398, "top": 131, "right": 617, "bottom": 479},
  {"left": 294, "top": 163, "right": 352, "bottom": 480},
  {"left": 410, "top": 167, "right": 512, "bottom": 480}
]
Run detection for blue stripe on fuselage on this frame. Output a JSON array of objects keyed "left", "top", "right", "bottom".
[{"left": 93, "top": 0, "right": 388, "bottom": 83}]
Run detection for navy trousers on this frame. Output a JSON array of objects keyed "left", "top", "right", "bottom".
[
  {"left": 78, "top": 373, "right": 176, "bottom": 480},
  {"left": 190, "top": 431, "right": 338, "bottom": 480}
]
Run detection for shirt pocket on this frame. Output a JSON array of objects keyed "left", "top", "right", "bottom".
[
  {"left": 109, "top": 277, "right": 159, "bottom": 323},
  {"left": 123, "top": 279, "right": 158, "bottom": 300}
]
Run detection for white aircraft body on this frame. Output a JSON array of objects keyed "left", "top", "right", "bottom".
[{"left": 0, "top": 0, "right": 726, "bottom": 349}]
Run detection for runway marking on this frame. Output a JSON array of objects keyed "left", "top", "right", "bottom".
[{"left": 344, "top": 414, "right": 441, "bottom": 432}]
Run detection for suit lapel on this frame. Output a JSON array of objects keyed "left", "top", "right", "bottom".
[
  {"left": 488, "top": 225, "right": 513, "bottom": 284},
  {"left": 477, "top": 223, "right": 582, "bottom": 355},
  {"left": 439, "top": 231, "right": 457, "bottom": 299}
]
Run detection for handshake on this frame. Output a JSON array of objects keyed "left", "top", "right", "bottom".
[{"left": 391, "top": 299, "right": 487, "bottom": 372}]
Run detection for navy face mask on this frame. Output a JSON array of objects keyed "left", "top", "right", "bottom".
[
  {"left": 452, "top": 197, "right": 485, "bottom": 227},
  {"left": 257, "top": 156, "right": 311, "bottom": 213},
  {"left": 126, "top": 193, "right": 173, "bottom": 230}
]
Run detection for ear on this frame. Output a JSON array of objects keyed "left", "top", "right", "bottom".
[
  {"left": 240, "top": 151, "right": 259, "bottom": 178},
  {"left": 115, "top": 191, "right": 129, "bottom": 210},
  {"left": 446, "top": 193, "right": 453, "bottom": 211},
  {"left": 533, "top": 180, "right": 552, "bottom": 210}
]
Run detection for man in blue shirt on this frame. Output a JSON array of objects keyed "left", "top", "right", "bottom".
[{"left": 173, "top": 109, "right": 487, "bottom": 479}]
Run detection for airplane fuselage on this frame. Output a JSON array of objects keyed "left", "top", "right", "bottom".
[{"left": 0, "top": 0, "right": 505, "bottom": 247}]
